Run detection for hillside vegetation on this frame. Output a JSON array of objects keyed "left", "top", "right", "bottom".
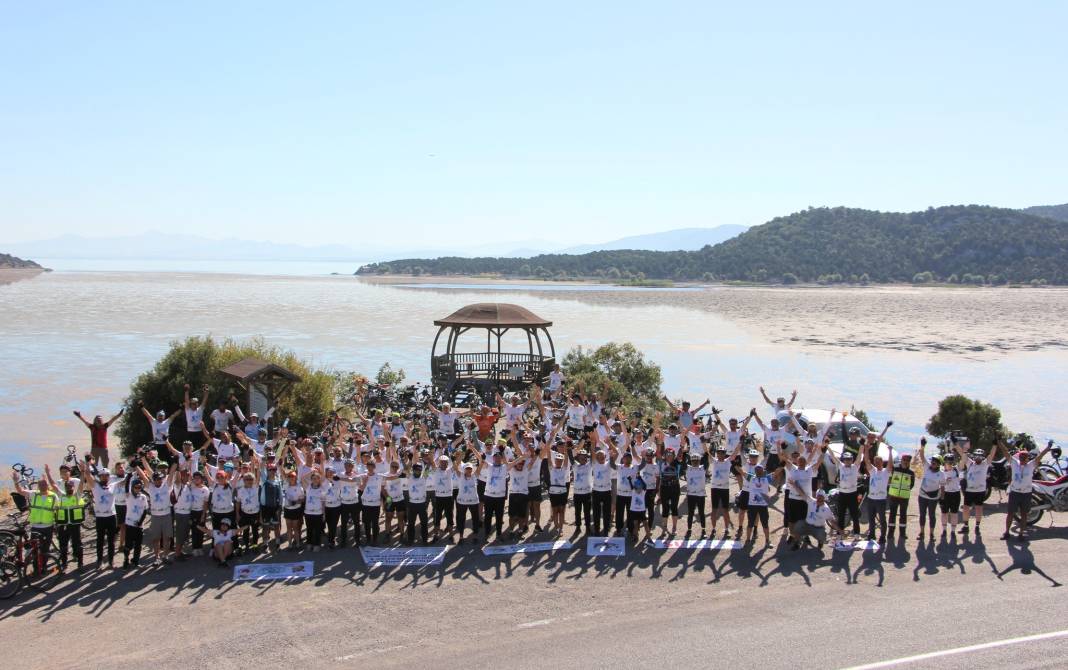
[{"left": 358, "top": 205, "right": 1068, "bottom": 285}]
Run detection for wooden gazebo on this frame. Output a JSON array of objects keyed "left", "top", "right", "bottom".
[
  {"left": 431, "top": 303, "right": 555, "bottom": 398},
  {"left": 219, "top": 357, "right": 300, "bottom": 423}
]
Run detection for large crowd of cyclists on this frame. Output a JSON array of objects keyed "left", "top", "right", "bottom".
[{"left": 3, "top": 370, "right": 1063, "bottom": 599}]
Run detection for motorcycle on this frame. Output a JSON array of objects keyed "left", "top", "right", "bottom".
[
  {"left": 1037, "top": 441, "right": 1067, "bottom": 482},
  {"left": 1027, "top": 470, "right": 1068, "bottom": 526}
]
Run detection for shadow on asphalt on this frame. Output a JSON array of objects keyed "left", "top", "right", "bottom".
[{"left": 2, "top": 519, "right": 1064, "bottom": 621}]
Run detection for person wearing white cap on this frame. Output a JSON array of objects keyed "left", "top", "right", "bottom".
[
  {"left": 743, "top": 463, "right": 772, "bottom": 545},
  {"left": 183, "top": 383, "right": 209, "bottom": 453},
  {"left": 590, "top": 443, "right": 615, "bottom": 536},
  {"left": 683, "top": 450, "right": 706, "bottom": 537},
  {"left": 137, "top": 400, "right": 181, "bottom": 461},
  {"left": 571, "top": 445, "right": 593, "bottom": 533},
  {"left": 546, "top": 441, "right": 572, "bottom": 535},
  {"left": 430, "top": 451, "right": 456, "bottom": 542},
  {"left": 709, "top": 443, "right": 739, "bottom": 538},
  {"left": 453, "top": 449, "right": 482, "bottom": 543}
]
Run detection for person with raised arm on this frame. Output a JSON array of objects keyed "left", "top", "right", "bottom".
[
  {"left": 358, "top": 457, "right": 387, "bottom": 546},
  {"left": 939, "top": 450, "right": 964, "bottom": 540},
  {"left": 546, "top": 438, "right": 572, "bottom": 536},
  {"left": 657, "top": 442, "right": 683, "bottom": 536},
  {"left": 887, "top": 446, "right": 916, "bottom": 541},
  {"left": 86, "top": 455, "right": 122, "bottom": 568},
  {"left": 626, "top": 466, "right": 652, "bottom": 544},
  {"left": 141, "top": 457, "right": 177, "bottom": 566},
  {"left": 167, "top": 430, "right": 211, "bottom": 474},
  {"left": 121, "top": 473, "right": 150, "bottom": 569},
  {"left": 683, "top": 448, "right": 707, "bottom": 538},
  {"left": 183, "top": 383, "right": 209, "bottom": 452},
  {"left": 428, "top": 401, "right": 469, "bottom": 440},
  {"left": 138, "top": 400, "right": 181, "bottom": 461},
  {"left": 590, "top": 438, "right": 616, "bottom": 536},
  {"left": 278, "top": 440, "right": 305, "bottom": 550},
  {"left": 861, "top": 440, "right": 892, "bottom": 544},
  {"left": 743, "top": 462, "right": 773, "bottom": 546},
  {"left": 43, "top": 464, "right": 84, "bottom": 571},
  {"left": 613, "top": 426, "right": 637, "bottom": 535},
  {"left": 497, "top": 390, "right": 531, "bottom": 434},
  {"left": 570, "top": 441, "right": 593, "bottom": 533},
  {"left": 825, "top": 438, "right": 863, "bottom": 539},
  {"left": 301, "top": 464, "right": 327, "bottom": 551},
  {"left": 915, "top": 439, "right": 945, "bottom": 543},
  {"left": 956, "top": 437, "right": 1000, "bottom": 536},
  {"left": 73, "top": 406, "right": 124, "bottom": 469},
  {"left": 382, "top": 449, "right": 407, "bottom": 543},
  {"left": 234, "top": 453, "right": 263, "bottom": 554},
  {"left": 751, "top": 410, "right": 789, "bottom": 479},
  {"left": 780, "top": 439, "right": 820, "bottom": 542},
  {"left": 1003, "top": 439, "right": 1053, "bottom": 543},
  {"left": 787, "top": 481, "right": 839, "bottom": 552},
  {"left": 405, "top": 449, "right": 432, "bottom": 545},
  {"left": 228, "top": 393, "right": 276, "bottom": 441},
  {"left": 709, "top": 440, "right": 741, "bottom": 538},
  {"left": 663, "top": 396, "right": 710, "bottom": 431},
  {"left": 454, "top": 446, "right": 482, "bottom": 543},
  {"left": 759, "top": 386, "right": 797, "bottom": 418}
]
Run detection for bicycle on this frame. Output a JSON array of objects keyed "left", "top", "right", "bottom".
[{"left": 0, "top": 513, "right": 63, "bottom": 599}]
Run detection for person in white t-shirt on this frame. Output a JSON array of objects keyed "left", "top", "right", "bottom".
[
  {"left": 429, "top": 402, "right": 468, "bottom": 438},
  {"left": 788, "top": 486, "right": 838, "bottom": 551},
  {"left": 209, "top": 517, "right": 235, "bottom": 567},
  {"left": 183, "top": 383, "right": 209, "bottom": 447},
  {"left": 138, "top": 400, "right": 181, "bottom": 455},
  {"left": 826, "top": 448, "right": 862, "bottom": 538},
  {"left": 939, "top": 453, "right": 964, "bottom": 538},
  {"left": 1004, "top": 441, "right": 1053, "bottom": 543},
  {"left": 860, "top": 441, "right": 892, "bottom": 544},
  {"left": 497, "top": 393, "right": 531, "bottom": 432},
  {"left": 759, "top": 386, "right": 797, "bottom": 420},
  {"left": 915, "top": 442, "right": 945, "bottom": 543},
  {"left": 953, "top": 438, "right": 1000, "bottom": 536},
  {"left": 548, "top": 364, "right": 564, "bottom": 397}
]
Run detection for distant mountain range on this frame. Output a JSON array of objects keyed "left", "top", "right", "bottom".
[
  {"left": 1022, "top": 203, "right": 1068, "bottom": 222},
  {"left": 6, "top": 224, "right": 750, "bottom": 263},
  {"left": 357, "top": 203, "right": 1068, "bottom": 285}
]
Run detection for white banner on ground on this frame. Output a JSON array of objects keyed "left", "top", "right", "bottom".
[
  {"left": 482, "top": 541, "right": 573, "bottom": 556},
  {"left": 233, "top": 561, "right": 314, "bottom": 581},
  {"left": 587, "top": 536, "right": 626, "bottom": 557},
  {"left": 360, "top": 546, "right": 446, "bottom": 567},
  {"left": 834, "top": 540, "right": 881, "bottom": 552},
  {"left": 647, "top": 538, "right": 742, "bottom": 551}
]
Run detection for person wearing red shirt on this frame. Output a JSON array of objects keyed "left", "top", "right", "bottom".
[
  {"left": 74, "top": 407, "right": 124, "bottom": 468},
  {"left": 473, "top": 405, "right": 500, "bottom": 441}
]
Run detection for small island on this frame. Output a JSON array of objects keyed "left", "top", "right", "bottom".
[{"left": 0, "top": 252, "right": 49, "bottom": 285}]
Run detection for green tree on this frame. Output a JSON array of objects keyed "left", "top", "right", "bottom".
[
  {"left": 851, "top": 408, "right": 876, "bottom": 431},
  {"left": 859, "top": 272, "right": 871, "bottom": 285},
  {"left": 912, "top": 271, "right": 934, "bottom": 283},
  {"left": 561, "top": 342, "right": 667, "bottom": 416},
  {"left": 925, "top": 395, "right": 1006, "bottom": 453},
  {"left": 114, "top": 336, "right": 335, "bottom": 456},
  {"left": 375, "top": 362, "right": 406, "bottom": 387},
  {"left": 781, "top": 272, "right": 799, "bottom": 285}
]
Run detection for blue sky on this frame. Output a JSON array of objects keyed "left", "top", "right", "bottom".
[{"left": 2, "top": 2, "right": 1066, "bottom": 246}]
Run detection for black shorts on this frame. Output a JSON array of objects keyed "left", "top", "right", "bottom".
[
  {"left": 939, "top": 491, "right": 961, "bottom": 513},
  {"left": 549, "top": 492, "right": 568, "bottom": 508},
  {"left": 508, "top": 494, "right": 529, "bottom": 518},
  {"left": 260, "top": 507, "right": 280, "bottom": 527},
  {"left": 736, "top": 491, "right": 750, "bottom": 510},
  {"left": 629, "top": 509, "right": 646, "bottom": 522},
  {"left": 477, "top": 480, "right": 486, "bottom": 498},
  {"left": 527, "top": 485, "right": 543, "bottom": 502},
  {"left": 766, "top": 453, "right": 781, "bottom": 473},
  {"left": 238, "top": 511, "right": 259, "bottom": 527},
  {"left": 1007, "top": 491, "right": 1031, "bottom": 516},
  {"left": 963, "top": 490, "right": 986, "bottom": 506},
  {"left": 710, "top": 488, "right": 730, "bottom": 509},
  {"left": 746, "top": 506, "right": 769, "bottom": 525},
  {"left": 283, "top": 506, "right": 303, "bottom": 520}
]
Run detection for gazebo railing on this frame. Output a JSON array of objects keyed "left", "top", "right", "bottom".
[{"left": 432, "top": 352, "right": 554, "bottom": 387}]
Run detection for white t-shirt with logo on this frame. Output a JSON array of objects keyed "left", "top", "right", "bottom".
[
  {"left": 92, "top": 481, "right": 123, "bottom": 517},
  {"left": 710, "top": 459, "right": 733, "bottom": 490},
  {"left": 147, "top": 483, "right": 173, "bottom": 516},
  {"left": 125, "top": 494, "right": 149, "bottom": 526},
  {"left": 837, "top": 463, "right": 859, "bottom": 493},
  {"left": 210, "top": 409, "right": 234, "bottom": 433},
  {"left": 572, "top": 462, "right": 592, "bottom": 495},
  {"left": 185, "top": 407, "right": 204, "bottom": 432},
  {"left": 965, "top": 461, "right": 990, "bottom": 493},
  {"left": 456, "top": 475, "right": 480, "bottom": 505},
  {"left": 805, "top": 499, "right": 833, "bottom": 526},
  {"left": 592, "top": 462, "right": 613, "bottom": 492},
  {"left": 150, "top": 418, "right": 171, "bottom": 444},
  {"left": 361, "top": 474, "right": 384, "bottom": 506},
  {"left": 1009, "top": 459, "right": 1037, "bottom": 494},
  {"left": 867, "top": 469, "right": 890, "bottom": 500},
  {"left": 236, "top": 485, "right": 260, "bottom": 514},
  {"left": 686, "top": 466, "right": 707, "bottom": 493},
  {"left": 484, "top": 465, "right": 509, "bottom": 498}
]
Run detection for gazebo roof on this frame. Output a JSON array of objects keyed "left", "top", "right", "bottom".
[
  {"left": 434, "top": 303, "right": 552, "bottom": 329},
  {"left": 219, "top": 357, "right": 301, "bottom": 383}
]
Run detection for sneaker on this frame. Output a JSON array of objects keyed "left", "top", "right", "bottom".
[{"left": 959, "top": 526, "right": 969, "bottom": 535}]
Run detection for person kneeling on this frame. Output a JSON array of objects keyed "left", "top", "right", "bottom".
[
  {"left": 788, "top": 486, "right": 839, "bottom": 551},
  {"left": 210, "top": 518, "right": 235, "bottom": 567}
]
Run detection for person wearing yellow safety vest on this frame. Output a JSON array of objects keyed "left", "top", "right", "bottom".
[
  {"left": 887, "top": 448, "right": 917, "bottom": 541},
  {"left": 12, "top": 467, "right": 58, "bottom": 553},
  {"left": 44, "top": 463, "right": 86, "bottom": 570}
]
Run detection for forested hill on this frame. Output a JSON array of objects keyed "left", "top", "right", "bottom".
[
  {"left": 357, "top": 205, "right": 1068, "bottom": 285},
  {"left": 1023, "top": 203, "right": 1068, "bottom": 222},
  {"left": 0, "top": 253, "right": 44, "bottom": 270}
]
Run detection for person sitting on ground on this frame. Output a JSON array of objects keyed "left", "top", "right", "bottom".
[{"left": 788, "top": 484, "right": 839, "bottom": 551}]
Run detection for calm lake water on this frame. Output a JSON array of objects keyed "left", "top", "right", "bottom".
[{"left": 1, "top": 270, "right": 1066, "bottom": 464}]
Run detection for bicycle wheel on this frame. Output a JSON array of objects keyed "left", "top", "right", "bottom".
[
  {"left": 0, "top": 559, "right": 21, "bottom": 599},
  {"left": 24, "top": 548, "right": 63, "bottom": 592},
  {"left": 0, "top": 531, "right": 16, "bottom": 560},
  {"left": 82, "top": 500, "right": 96, "bottom": 531}
]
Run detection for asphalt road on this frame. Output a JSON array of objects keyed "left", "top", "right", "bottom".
[{"left": 2, "top": 505, "right": 1065, "bottom": 670}]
